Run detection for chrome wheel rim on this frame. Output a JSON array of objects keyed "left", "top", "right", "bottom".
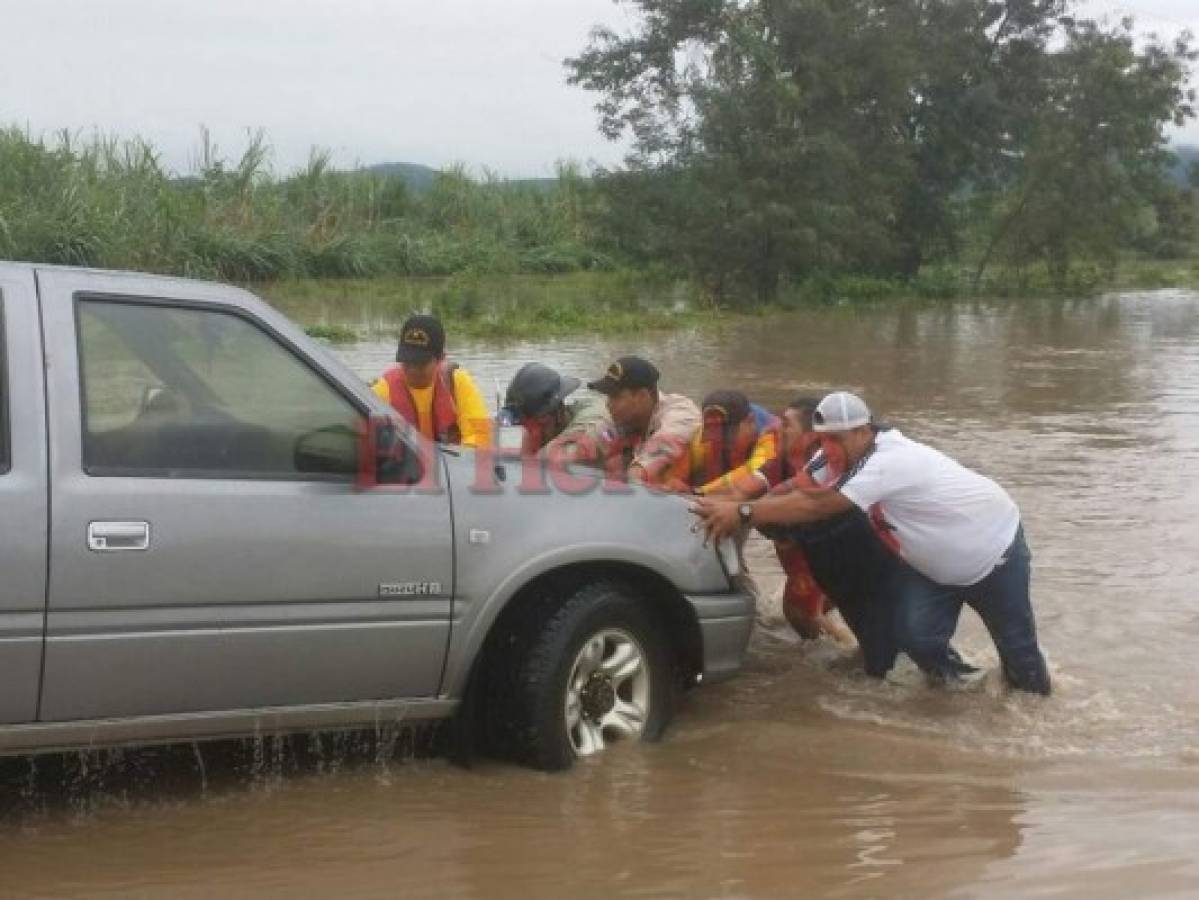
[{"left": 564, "top": 628, "right": 651, "bottom": 757}]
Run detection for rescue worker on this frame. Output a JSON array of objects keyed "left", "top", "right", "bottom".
[
  {"left": 719, "top": 394, "right": 974, "bottom": 675},
  {"left": 586, "top": 355, "right": 700, "bottom": 485},
  {"left": 501, "top": 363, "right": 612, "bottom": 457},
  {"left": 695, "top": 391, "right": 1051, "bottom": 695},
  {"left": 751, "top": 396, "right": 856, "bottom": 646},
  {"left": 371, "top": 314, "right": 492, "bottom": 448},
  {"left": 664, "top": 389, "right": 779, "bottom": 495}
]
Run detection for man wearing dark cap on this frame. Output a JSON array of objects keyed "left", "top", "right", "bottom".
[
  {"left": 587, "top": 356, "right": 700, "bottom": 484},
  {"left": 501, "top": 363, "right": 612, "bottom": 456},
  {"left": 372, "top": 314, "right": 491, "bottom": 448}
]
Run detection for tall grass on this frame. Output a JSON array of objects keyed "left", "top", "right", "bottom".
[{"left": 0, "top": 127, "right": 614, "bottom": 282}]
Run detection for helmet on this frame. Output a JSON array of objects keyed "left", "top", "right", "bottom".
[{"left": 503, "top": 363, "right": 581, "bottom": 421}]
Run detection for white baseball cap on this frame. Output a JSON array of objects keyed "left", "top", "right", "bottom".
[{"left": 812, "top": 391, "right": 872, "bottom": 432}]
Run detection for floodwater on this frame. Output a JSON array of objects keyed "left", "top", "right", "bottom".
[{"left": 3, "top": 289, "right": 1199, "bottom": 898}]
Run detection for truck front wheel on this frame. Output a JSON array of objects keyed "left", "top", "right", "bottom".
[{"left": 509, "top": 581, "right": 674, "bottom": 771}]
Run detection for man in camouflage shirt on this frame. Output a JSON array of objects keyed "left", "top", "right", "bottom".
[{"left": 501, "top": 362, "right": 612, "bottom": 458}]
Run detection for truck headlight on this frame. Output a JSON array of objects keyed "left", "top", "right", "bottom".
[{"left": 715, "top": 537, "right": 741, "bottom": 579}]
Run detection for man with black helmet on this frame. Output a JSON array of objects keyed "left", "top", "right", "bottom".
[
  {"left": 371, "top": 314, "right": 491, "bottom": 448},
  {"left": 501, "top": 363, "right": 611, "bottom": 456},
  {"left": 586, "top": 355, "right": 700, "bottom": 485}
]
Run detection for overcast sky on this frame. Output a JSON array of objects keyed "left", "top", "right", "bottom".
[{"left": 1, "top": 0, "right": 1195, "bottom": 178}]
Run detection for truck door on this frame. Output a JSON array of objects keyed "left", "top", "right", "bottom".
[
  {"left": 37, "top": 269, "right": 454, "bottom": 721},
  {"left": 0, "top": 267, "right": 49, "bottom": 724}
]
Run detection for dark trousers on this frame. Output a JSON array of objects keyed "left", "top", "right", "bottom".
[
  {"left": 836, "top": 588, "right": 900, "bottom": 679},
  {"left": 773, "top": 510, "right": 900, "bottom": 678},
  {"left": 890, "top": 525, "right": 1051, "bottom": 695}
]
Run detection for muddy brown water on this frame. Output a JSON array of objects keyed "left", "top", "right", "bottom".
[{"left": 3, "top": 290, "right": 1199, "bottom": 898}]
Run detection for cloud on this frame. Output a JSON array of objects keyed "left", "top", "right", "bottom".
[
  {"left": 0, "top": 0, "right": 632, "bottom": 176},
  {"left": 2, "top": 0, "right": 1194, "bottom": 178}
]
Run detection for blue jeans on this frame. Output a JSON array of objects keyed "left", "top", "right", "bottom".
[{"left": 890, "top": 526, "right": 1051, "bottom": 695}]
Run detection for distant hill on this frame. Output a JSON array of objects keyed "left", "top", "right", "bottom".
[
  {"left": 505, "top": 177, "right": 560, "bottom": 193},
  {"left": 362, "top": 150, "right": 1197, "bottom": 194},
  {"left": 363, "top": 162, "right": 441, "bottom": 192},
  {"left": 362, "top": 161, "right": 561, "bottom": 193},
  {"left": 1170, "top": 145, "right": 1198, "bottom": 186}
]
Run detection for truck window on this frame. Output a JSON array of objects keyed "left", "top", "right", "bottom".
[
  {"left": 0, "top": 297, "right": 8, "bottom": 475},
  {"left": 77, "top": 298, "right": 363, "bottom": 479}
]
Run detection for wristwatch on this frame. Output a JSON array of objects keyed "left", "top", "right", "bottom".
[{"left": 737, "top": 502, "right": 754, "bottom": 526}]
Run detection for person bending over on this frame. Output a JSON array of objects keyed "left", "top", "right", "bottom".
[{"left": 695, "top": 391, "right": 1051, "bottom": 695}]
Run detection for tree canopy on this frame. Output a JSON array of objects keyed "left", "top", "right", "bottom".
[{"left": 567, "top": 1, "right": 1197, "bottom": 298}]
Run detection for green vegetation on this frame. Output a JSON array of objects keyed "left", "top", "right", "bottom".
[
  {"left": 0, "top": 127, "right": 611, "bottom": 282},
  {"left": 302, "top": 323, "right": 359, "bottom": 344}
]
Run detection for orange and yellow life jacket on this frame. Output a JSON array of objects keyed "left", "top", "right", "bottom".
[
  {"left": 673, "top": 403, "right": 780, "bottom": 494},
  {"left": 379, "top": 361, "right": 461, "bottom": 445}
]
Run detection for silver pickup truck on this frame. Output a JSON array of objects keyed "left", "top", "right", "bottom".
[{"left": 0, "top": 262, "right": 754, "bottom": 770}]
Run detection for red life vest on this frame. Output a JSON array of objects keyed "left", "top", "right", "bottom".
[{"left": 380, "top": 361, "right": 461, "bottom": 444}]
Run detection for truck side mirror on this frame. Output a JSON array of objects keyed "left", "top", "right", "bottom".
[{"left": 357, "top": 414, "right": 424, "bottom": 488}]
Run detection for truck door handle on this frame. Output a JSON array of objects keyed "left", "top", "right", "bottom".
[{"left": 87, "top": 521, "right": 151, "bottom": 552}]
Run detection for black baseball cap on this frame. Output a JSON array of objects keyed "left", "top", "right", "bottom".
[
  {"left": 396, "top": 314, "right": 446, "bottom": 364},
  {"left": 587, "top": 355, "right": 660, "bottom": 396},
  {"left": 701, "top": 389, "right": 751, "bottom": 427}
]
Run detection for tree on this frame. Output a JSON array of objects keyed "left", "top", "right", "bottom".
[
  {"left": 567, "top": 2, "right": 1196, "bottom": 297},
  {"left": 571, "top": 0, "right": 925, "bottom": 298},
  {"left": 977, "top": 17, "right": 1195, "bottom": 286}
]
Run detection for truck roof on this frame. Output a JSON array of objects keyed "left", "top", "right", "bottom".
[{"left": 0, "top": 260, "right": 233, "bottom": 294}]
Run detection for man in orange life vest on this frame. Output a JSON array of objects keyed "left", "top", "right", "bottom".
[
  {"left": 371, "top": 315, "right": 492, "bottom": 448},
  {"left": 663, "top": 389, "right": 780, "bottom": 496},
  {"left": 755, "top": 397, "right": 857, "bottom": 646}
]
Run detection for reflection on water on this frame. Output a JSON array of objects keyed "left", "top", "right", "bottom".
[
  {"left": 3, "top": 290, "right": 1199, "bottom": 898},
  {"left": 0, "top": 740, "right": 1034, "bottom": 899}
]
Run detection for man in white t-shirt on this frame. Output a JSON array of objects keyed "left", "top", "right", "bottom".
[{"left": 693, "top": 391, "right": 1051, "bottom": 695}]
